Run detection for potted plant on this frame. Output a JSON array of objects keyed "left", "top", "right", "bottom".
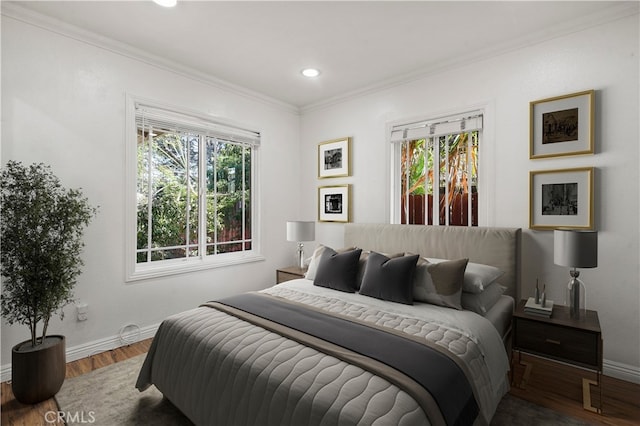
[{"left": 1, "top": 161, "right": 97, "bottom": 404}]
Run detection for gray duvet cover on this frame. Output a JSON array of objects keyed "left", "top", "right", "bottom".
[{"left": 136, "top": 280, "right": 509, "bottom": 426}]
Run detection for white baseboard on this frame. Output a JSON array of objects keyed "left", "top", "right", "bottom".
[
  {"left": 604, "top": 359, "right": 640, "bottom": 384},
  {"left": 1, "top": 323, "right": 159, "bottom": 383}
]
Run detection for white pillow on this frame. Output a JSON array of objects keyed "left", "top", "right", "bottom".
[
  {"left": 304, "top": 245, "right": 326, "bottom": 280},
  {"left": 461, "top": 282, "right": 506, "bottom": 315},
  {"left": 426, "top": 258, "right": 504, "bottom": 294}
]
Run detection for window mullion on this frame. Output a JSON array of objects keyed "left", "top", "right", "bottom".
[
  {"left": 467, "top": 132, "right": 472, "bottom": 227},
  {"left": 431, "top": 137, "right": 439, "bottom": 226},
  {"left": 198, "top": 135, "right": 207, "bottom": 259},
  {"left": 185, "top": 136, "right": 191, "bottom": 259},
  {"left": 444, "top": 135, "right": 450, "bottom": 226},
  {"left": 241, "top": 145, "right": 246, "bottom": 250},
  {"left": 213, "top": 140, "right": 218, "bottom": 255},
  {"left": 421, "top": 140, "right": 427, "bottom": 225},
  {"left": 403, "top": 142, "right": 409, "bottom": 224},
  {"left": 433, "top": 136, "right": 441, "bottom": 225},
  {"left": 146, "top": 125, "right": 153, "bottom": 262}
]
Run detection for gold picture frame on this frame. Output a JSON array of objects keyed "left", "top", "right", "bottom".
[
  {"left": 318, "top": 185, "right": 351, "bottom": 222},
  {"left": 529, "top": 90, "right": 594, "bottom": 159},
  {"left": 529, "top": 167, "right": 594, "bottom": 230},
  {"left": 318, "top": 137, "right": 351, "bottom": 178}
]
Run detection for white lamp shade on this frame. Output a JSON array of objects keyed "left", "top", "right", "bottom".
[
  {"left": 286, "top": 221, "right": 315, "bottom": 242},
  {"left": 153, "top": 0, "right": 177, "bottom": 7},
  {"left": 554, "top": 229, "right": 598, "bottom": 268}
]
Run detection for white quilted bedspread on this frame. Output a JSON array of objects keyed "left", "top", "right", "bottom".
[{"left": 137, "top": 279, "right": 509, "bottom": 426}]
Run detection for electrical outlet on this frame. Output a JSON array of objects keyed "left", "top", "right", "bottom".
[{"left": 76, "top": 303, "right": 88, "bottom": 321}]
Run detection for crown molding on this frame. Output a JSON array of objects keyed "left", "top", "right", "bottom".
[
  {"left": 300, "top": 1, "right": 640, "bottom": 114},
  {"left": 1, "top": 2, "right": 300, "bottom": 115},
  {"left": 3, "top": 1, "right": 637, "bottom": 115}
]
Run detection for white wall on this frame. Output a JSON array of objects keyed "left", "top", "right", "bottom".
[
  {"left": 2, "top": 6, "right": 638, "bottom": 383},
  {"left": 1, "top": 16, "right": 301, "bottom": 368},
  {"left": 300, "top": 15, "right": 639, "bottom": 378}
]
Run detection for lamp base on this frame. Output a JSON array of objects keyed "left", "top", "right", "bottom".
[
  {"left": 566, "top": 271, "right": 587, "bottom": 319},
  {"left": 297, "top": 243, "right": 305, "bottom": 269}
]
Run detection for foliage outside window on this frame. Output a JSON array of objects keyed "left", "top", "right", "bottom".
[
  {"left": 393, "top": 113, "right": 481, "bottom": 226},
  {"left": 128, "top": 100, "right": 260, "bottom": 280}
]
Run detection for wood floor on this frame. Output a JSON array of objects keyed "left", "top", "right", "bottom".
[
  {"left": 1, "top": 339, "right": 151, "bottom": 426},
  {"left": 1, "top": 339, "right": 639, "bottom": 425},
  {"left": 510, "top": 353, "right": 640, "bottom": 426}
]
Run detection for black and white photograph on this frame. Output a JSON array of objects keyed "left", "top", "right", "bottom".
[
  {"left": 324, "top": 148, "right": 343, "bottom": 171},
  {"left": 530, "top": 90, "right": 594, "bottom": 159},
  {"left": 318, "top": 185, "right": 350, "bottom": 222},
  {"left": 530, "top": 168, "right": 593, "bottom": 230},
  {"left": 541, "top": 182, "right": 578, "bottom": 215},
  {"left": 542, "top": 108, "right": 579, "bottom": 144},
  {"left": 318, "top": 137, "right": 351, "bottom": 178},
  {"left": 324, "top": 193, "right": 343, "bottom": 214}
]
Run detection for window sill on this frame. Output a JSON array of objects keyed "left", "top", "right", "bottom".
[{"left": 126, "top": 252, "right": 265, "bottom": 282}]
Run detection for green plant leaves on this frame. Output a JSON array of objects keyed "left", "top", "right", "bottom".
[{"left": 1, "top": 161, "right": 97, "bottom": 346}]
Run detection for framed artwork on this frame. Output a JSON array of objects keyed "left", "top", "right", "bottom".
[
  {"left": 318, "top": 185, "right": 351, "bottom": 222},
  {"left": 529, "top": 167, "right": 594, "bottom": 230},
  {"left": 318, "top": 137, "right": 351, "bottom": 178},
  {"left": 529, "top": 90, "right": 594, "bottom": 159}
]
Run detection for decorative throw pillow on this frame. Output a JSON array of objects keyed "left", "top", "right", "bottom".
[
  {"left": 461, "top": 282, "right": 506, "bottom": 315},
  {"left": 359, "top": 252, "right": 419, "bottom": 305},
  {"left": 426, "top": 257, "right": 503, "bottom": 294},
  {"left": 313, "top": 248, "right": 363, "bottom": 293},
  {"left": 413, "top": 258, "right": 468, "bottom": 310},
  {"left": 355, "top": 250, "right": 404, "bottom": 290},
  {"left": 305, "top": 245, "right": 355, "bottom": 280}
]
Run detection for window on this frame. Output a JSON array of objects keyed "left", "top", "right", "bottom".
[
  {"left": 126, "top": 97, "right": 261, "bottom": 280},
  {"left": 391, "top": 112, "right": 482, "bottom": 226}
]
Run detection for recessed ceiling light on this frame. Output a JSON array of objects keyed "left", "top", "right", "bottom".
[
  {"left": 153, "top": 0, "right": 177, "bottom": 7},
  {"left": 301, "top": 68, "right": 320, "bottom": 78}
]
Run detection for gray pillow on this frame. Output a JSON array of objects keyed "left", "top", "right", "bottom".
[
  {"left": 426, "top": 257, "right": 503, "bottom": 294},
  {"left": 355, "top": 250, "right": 404, "bottom": 290},
  {"left": 305, "top": 245, "right": 356, "bottom": 280},
  {"left": 413, "top": 257, "right": 468, "bottom": 310},
  {"left": 313, "top": 248, "right": 363, "bottom": 293},
  {"left": 359, "top": 252, "right": 419, "bottom": 305}
]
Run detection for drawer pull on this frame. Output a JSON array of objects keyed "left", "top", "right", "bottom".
[{"left": 545, "top": 339, "right": 561, "bottom": 345}]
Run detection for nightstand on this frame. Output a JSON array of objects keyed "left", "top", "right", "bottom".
[
  {"left": 276, "top": 266, "right": 307, "bottom": 284},
  {"left": 512, "top": 299, "right": 603, "bottom": 413}
]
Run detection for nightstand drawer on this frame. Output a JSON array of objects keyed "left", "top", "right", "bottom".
[{"left": 515, "top": 318, "right": 599, "bottom": 368}]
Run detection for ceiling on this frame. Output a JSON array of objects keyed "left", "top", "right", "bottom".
[{"left": 5, "top": 1, "right": 634, "bottom": 109}]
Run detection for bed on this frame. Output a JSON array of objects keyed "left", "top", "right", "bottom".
[{"left": 136, "top": 223, "right": 521, "bottom": 425}]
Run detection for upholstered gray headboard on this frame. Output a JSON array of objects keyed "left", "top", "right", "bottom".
[{"left": 344, "top": 224, "right": 521, "bottom": 299}]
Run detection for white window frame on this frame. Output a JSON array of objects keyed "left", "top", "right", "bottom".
[
  {"left": 125, "top": 95, "right": 263, "bottom": 282},
  {"left": 388, "top": 105, "right": 495, "bottom": 226}
]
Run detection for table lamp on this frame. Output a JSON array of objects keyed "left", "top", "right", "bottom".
[
  {"left": 286, "top": 221, "right": 315, "bottom": 269},
  {"left": 554, "top": 229, "right": 598, "bottom": 318}
]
